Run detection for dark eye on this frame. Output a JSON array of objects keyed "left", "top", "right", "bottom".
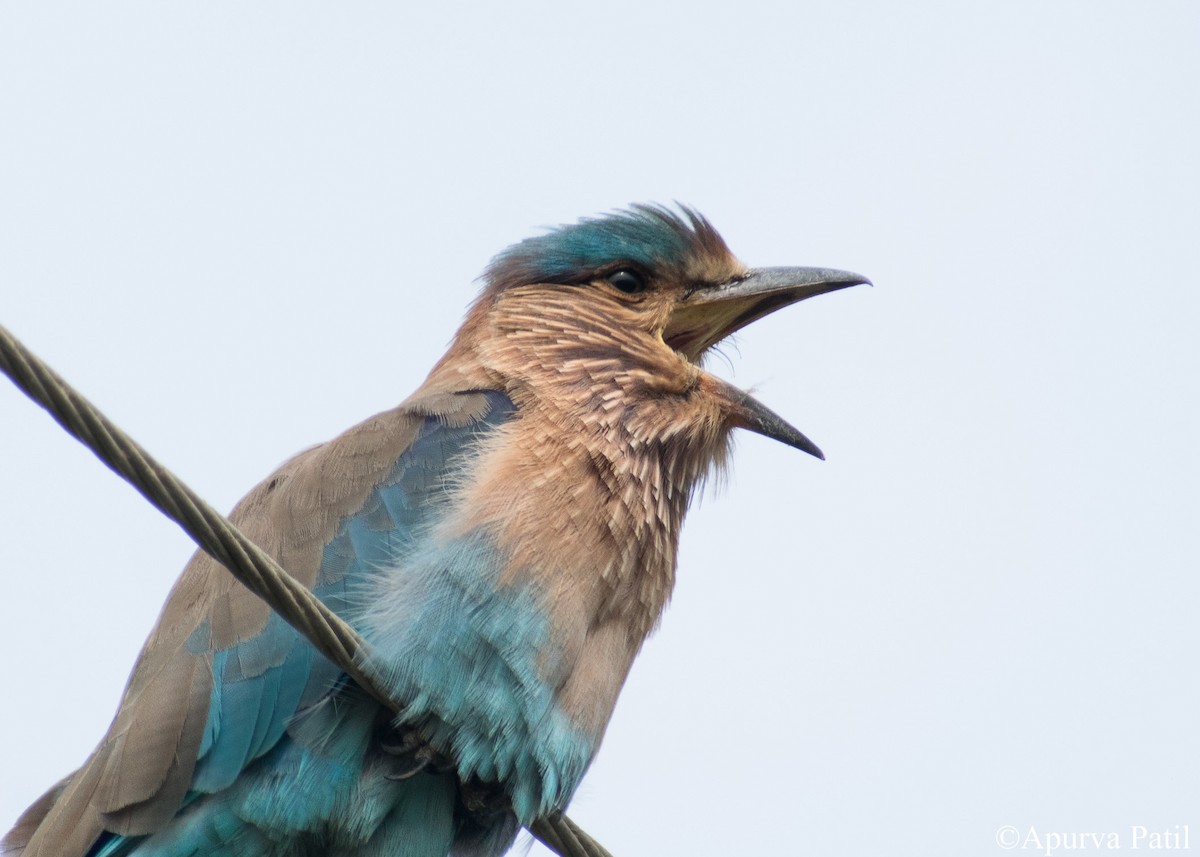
[{"left": 605, "top": 269, "right": 647, "bottom": 295}]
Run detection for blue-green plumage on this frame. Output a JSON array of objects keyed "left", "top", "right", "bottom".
[
  {"left": 354, "top": 529, "right": 595, "bottom": 824},
  {"left": 485, "top": 204, "right": 722, "bottom": 291}
]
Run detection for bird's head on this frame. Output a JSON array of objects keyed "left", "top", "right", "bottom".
[{"left": 445, "top": 205, "right": 868, "bottom": 459}]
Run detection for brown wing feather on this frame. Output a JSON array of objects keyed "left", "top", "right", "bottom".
[{"left": 6, "top": 395, "right": 477, "bottom": 857}]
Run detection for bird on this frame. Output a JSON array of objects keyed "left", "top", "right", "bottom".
[{"left": 3, "top": 204, "right": 867, "bottom": 857}]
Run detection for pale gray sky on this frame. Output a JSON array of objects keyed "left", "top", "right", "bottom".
[{"left": 2, "top": 3, "right": 1198, "bottom": 855}]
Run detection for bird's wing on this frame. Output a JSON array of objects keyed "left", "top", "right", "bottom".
[{"left": 9, "top": 389, "right": 514, "bottom": 857}]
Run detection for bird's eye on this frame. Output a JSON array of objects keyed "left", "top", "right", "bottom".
[{"left": 605, "top": 269, "right": 647, "bottom": 295}]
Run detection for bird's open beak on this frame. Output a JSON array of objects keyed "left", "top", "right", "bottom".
[{"left": 666, "top": 266, "right": 870, "bottom": 459}]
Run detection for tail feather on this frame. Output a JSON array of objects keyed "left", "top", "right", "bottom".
[{"left": 1, "top": 774, "right": 72, "bottom": 855}]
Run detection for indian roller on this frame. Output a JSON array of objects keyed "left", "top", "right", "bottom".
[{"left": 4, "top": 205, "right": 867, "bottom": 857}]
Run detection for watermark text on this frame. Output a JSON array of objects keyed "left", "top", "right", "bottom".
[{"left": 995, "top": 825, "right": 1190, "bottom": 854}]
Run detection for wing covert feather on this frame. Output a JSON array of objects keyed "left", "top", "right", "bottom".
[{"left": 13, "top": 392, "right": 506, "bottom": 857}]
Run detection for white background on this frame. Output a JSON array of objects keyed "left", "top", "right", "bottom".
[{"left": 2, "top": 3, "right": 1197, "bottom": 855}]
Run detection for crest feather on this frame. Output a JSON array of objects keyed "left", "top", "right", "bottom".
[{"left": 485, "top": 204, "right": 732, "bottom": 292}]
